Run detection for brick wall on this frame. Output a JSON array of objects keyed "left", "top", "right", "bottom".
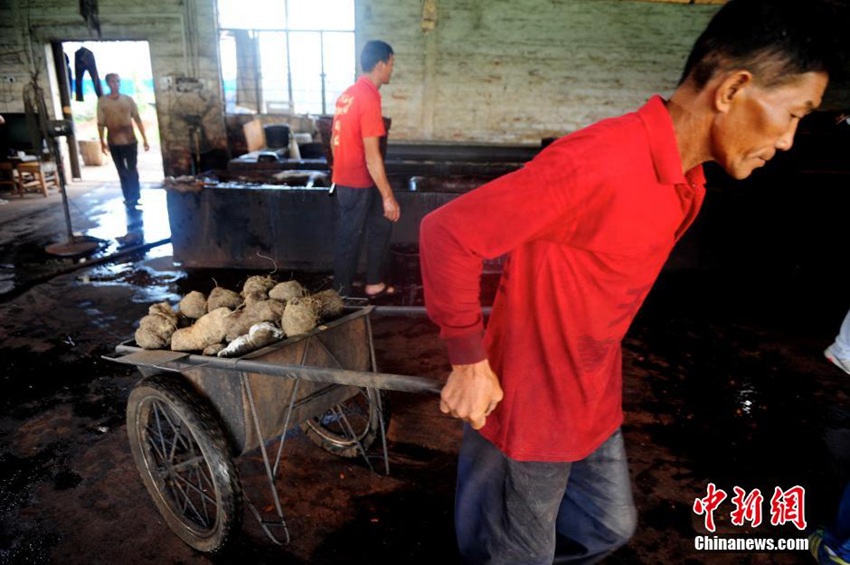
[
  {"left": 357, "top": 0, "right": 721, "bottom": 143},
  {"left": 2, "top": 0, "right": 844, "bottom": 171},
  {"left": 0, "top": 0, "right": 226, "bottom": 175}
]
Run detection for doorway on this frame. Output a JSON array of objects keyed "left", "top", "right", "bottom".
[{"left": 61, "top": 40, "right": 163, "bottom": 183}]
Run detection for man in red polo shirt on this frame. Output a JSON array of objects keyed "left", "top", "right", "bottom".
[
  {"left": 420, "top": 1, "right": 838, "bottom": 563},
  {"left": 331, "top": 40, "right": 400, "bottom": 298}
]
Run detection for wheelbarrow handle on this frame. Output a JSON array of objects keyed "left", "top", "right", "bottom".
[
  {"left": 104, "top": 348, "right": 444, "bottom": 395},
  {"left": 229, "top": 359, "right": 445, "bottom": 395}
]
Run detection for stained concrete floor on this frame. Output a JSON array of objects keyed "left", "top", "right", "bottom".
[{"left": 0, "top": 182, "right": 847, "bottom": 564}]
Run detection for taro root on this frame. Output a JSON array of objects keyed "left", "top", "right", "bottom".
[
  {"left": 178, "top": 291, "right": 207, "bottom": 319},
  {"left": 312, "top": 289, "right": 345, "bottom": 321},
  {"left": 202, "top": 343, "right": 226, "bottom": 356},
  {"left": 224, "top": 299, "right": 286, "bottom": 342},
  {"left": 282, "top": 297, "right": 319, "bottom": 336},
  {"left": 269, "top": 280, "right": 304, "bottom": 302},
  {"left": 207, "top": 287, "right": 242, "bottom": 311},
  {"left": 148, "top": 301, "right": 178, "bottom": 323},
  {"left": 135, "top": 328, "right": 167, "bottom": 350},
  {"left": 218, "top": 322, "right": 284, "bottom": 358},
  {"left": 135, "top": 322, "right": 173, "bottom": 350},
  {"left": 171, "top": 307, "right": 232, "bottom": 352},
  {"left": 247, "top": 321, "right": 284, "bottom": 347},
  {"left": 241, "top": 275, "right": 276, "bottom": 298},
  {"left": 243, "top": 290, "right": 267, "bottom": 307},
  {"left": 135, "top": 305, "right": 179, "bottom": 350},
  {"left": 135, "top": 314, "right": 177, "bottom": 349}
]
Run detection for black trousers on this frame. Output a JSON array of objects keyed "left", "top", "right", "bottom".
[
  {"left": 333, "top": 185, "right": 393, "bottom": 296},
  {"left": 109, "top": 142, "right": 140, "bottom": 205}
]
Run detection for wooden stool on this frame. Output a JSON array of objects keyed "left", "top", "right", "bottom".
[
  {"left": 16, "top": 160, "right": 58, "bottom": 197},
  {"left": 0, "top": 161, "right": 17, "bottom": 193}
]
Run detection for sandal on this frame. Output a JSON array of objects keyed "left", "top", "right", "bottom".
[{"left": 364, "top": 282, "right": 397, "bottom": 299}]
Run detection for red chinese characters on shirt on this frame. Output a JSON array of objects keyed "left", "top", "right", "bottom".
[
  {"left": 331, "top": 94, "right": 354, "bottom": 149},
  {"left": 769, "top": 486, "right": 807, "bottom": 530},
  {"left": 693, "top": 483, "right": 728, "bottom": 532},
  {"left": 730, "top": 487, "right": 764, "bottom": 528}
]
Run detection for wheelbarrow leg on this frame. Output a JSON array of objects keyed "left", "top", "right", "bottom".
[
  {"left": 367, "top": 315, "right": 391, "bottom": 476},
  {"left": 241, "top": 371, "right": 301, "bottom": 546},
  {"left": 331, "top": 404, "right": 375, "bottom": 473},
  {"left": 272, "top": 339, "right": 312, "bottom": 479},
  {"left": 313, "top": 327, "right": 391, "bottom": 476}
]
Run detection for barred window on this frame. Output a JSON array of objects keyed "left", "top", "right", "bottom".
[{"left": 217, "top": 0, "right": 355, "bottom": 115}]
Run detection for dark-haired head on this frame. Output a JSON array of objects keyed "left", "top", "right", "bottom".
[
  {"left": 680, "top": 0, "right": 842, "bottom": 89},
  {"left": 361, "top": 40, "right": 394, "bottom": 73}
]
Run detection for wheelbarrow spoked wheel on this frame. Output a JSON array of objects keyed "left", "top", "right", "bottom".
[
  {"left": 126, "top": 374, "right": 242, "bottom": 553},
  {"left": 303, "top": 387, "right": 391, "bottom": 458}
]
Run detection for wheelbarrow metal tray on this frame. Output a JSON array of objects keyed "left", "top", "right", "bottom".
[{"left": 110, "top": 307, "right": 439, "bottom": 456}]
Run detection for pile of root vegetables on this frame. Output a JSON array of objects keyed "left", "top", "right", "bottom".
[{"left": 135, "top": 276, "right": 346, "bottom": 358}]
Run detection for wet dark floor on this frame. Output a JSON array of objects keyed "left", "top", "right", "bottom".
[
  {"left": 0, "top": 185, "right": 170, "bottom": 302},
  {"left": 0, "top": 183, "right": 847, "bottom": 564},
  {"left": 624, "top": 272, "right": 849, "bottom": 543}
]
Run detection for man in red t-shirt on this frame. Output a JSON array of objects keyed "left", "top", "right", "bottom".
[
  {"left": 331, "top": 40, "right": 400, "bottom": 298},
  {"left": 420, "top": 1, "right": 837, "bottom": 563}
]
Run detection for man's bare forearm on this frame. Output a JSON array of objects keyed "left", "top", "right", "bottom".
[
  {"left": 98, "top": 125, "right": 109, "bottom": 153},
  {"left": 362, "top": 136, "right": 399, "bottom": 221},
  {"left": 134, "top": 117, "right": 148, "bottom": 144},
  {"left": 365, "top": 154, "right": 393, "bottom": 199}
]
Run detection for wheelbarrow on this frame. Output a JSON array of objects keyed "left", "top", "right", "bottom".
[{"left": 104, "top": 305, "right": 443, "bottom": 553}]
